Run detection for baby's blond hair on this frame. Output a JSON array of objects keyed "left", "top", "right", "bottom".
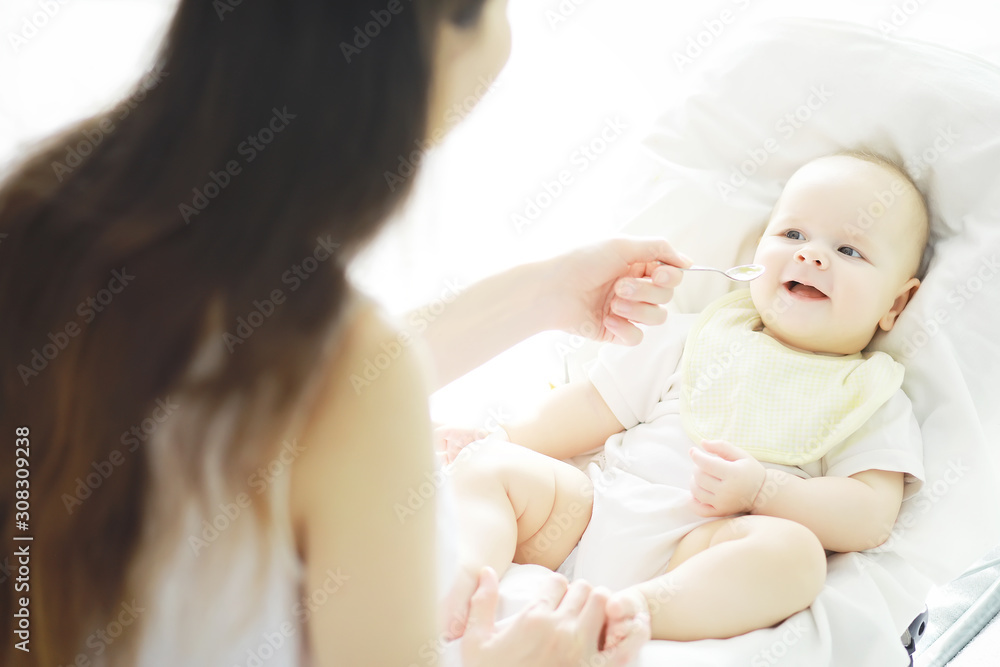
[
  {"left": 835, "top": 149, "right": 932, "bottom": 279},
  {"left": 761, "top": 150, "right": 932, "bottom": 279}
]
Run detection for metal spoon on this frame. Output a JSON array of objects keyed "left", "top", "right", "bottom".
[{"left": 681, "top": 263, "right": 765, "bottom": 282}]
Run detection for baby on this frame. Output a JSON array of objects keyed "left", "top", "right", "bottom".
[{"left": 440, "top": 152, "right": 929, "bottom": 647}]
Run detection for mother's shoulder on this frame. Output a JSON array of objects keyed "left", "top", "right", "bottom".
[
  {"left": 296, "top": 286, "right": 433, "bottom": 455},
  {"left": 289, "top": 286, "right": 434, "bottom": 525},
  {"left": 326, "top": 289, "right": 432, "bottom": 389}
]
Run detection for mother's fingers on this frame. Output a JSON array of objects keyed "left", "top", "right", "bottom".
[
  {"left": 578, "top": 586, "right": 611, "bottom": 646},
  {"left": 651, "top": 261, "right": 684, "bottom": 288},
  {"left": 603, "top": 315, "right": 644, "bottom": 346},
  {"left": 555, "top": 580, "right": 593, "bottom": 617},
  {"left": 533, "top": 572, "right": 570, "bottom": 611},
  {"left": 610, "top": 296, "right": 668, "bottom": 327},
  {"left": 464, "top": 567, "right": 500, "bottom": 640},
  {"left": 614, "top": 273, "right": 679, "bottom": 305},
  {"left": 607, "top": 237, "right": 693, "bottom": 271}
]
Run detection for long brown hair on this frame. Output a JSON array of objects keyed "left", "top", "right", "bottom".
[{"left": 0, "top": 1, "right": 487, "bottom": 663}]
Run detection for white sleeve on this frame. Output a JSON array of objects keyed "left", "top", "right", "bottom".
[
  {"left": 822, "top": 389, "right": 925, "bottom": 499},
  {"left": 585, "top": 314, "right": 695, "bottom": 428}
]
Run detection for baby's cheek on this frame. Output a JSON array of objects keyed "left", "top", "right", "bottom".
[{"left": 748, "top": 282, "right": 775, "bottom": 322}]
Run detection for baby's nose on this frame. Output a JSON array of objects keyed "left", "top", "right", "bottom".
[{"left": 795, "top": 248, "right": 827, "bottom": 268}]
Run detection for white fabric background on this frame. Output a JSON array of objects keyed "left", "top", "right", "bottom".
[
  {"left": 3, "top": 2, "right": 1000, "bottom": 666},
  {"left": 490, "top": 14, "right": 1000, "bottom": 665},
  {"left": 3, "top": 3, "right": 999, "bottom": 427}
]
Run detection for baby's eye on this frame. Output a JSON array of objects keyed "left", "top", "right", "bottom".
[
  {"left": 784, "top": 230, "right": 804, "bottom": 240},
  {"left": 838, "top": 246, "right": 863, "bottom": 258}
]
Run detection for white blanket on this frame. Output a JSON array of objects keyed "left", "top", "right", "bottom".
[{"left": 496, "top": 18, "right": 1000, "bottom": 666}]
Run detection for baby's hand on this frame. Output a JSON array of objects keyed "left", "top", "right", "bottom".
[
  {"left": 689, "top": 439, "right": 766, "bottom": 517},
  {"left": 433, "top": 425, "right": 498, "bottom": 465}
]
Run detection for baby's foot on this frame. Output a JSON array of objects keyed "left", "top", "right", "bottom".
[
  {"left": 604, "top": 587, "right": 651, "bottom": 650},
  {"left": 440, "top": 564, "right": 481, "bottom": 640}
]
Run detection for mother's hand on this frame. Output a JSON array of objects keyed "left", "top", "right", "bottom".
[
  {"left": 461, "top": 567, "right": 649, "bottom": 667},
  {"left": 540, "top": 237, "right": 691, "bottom": 346}
]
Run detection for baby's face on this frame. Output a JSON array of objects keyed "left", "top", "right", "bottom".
[{"left": 749, "top": 156, "right": 924, "bottom": 355}]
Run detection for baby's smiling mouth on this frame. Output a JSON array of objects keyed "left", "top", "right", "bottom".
[{"left": 783, "top": 280, "right": 828, "bottom": 299}]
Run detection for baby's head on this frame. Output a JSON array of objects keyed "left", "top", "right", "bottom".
[{"left": 749, "top": 152, "right": 929, "bottom": 356}]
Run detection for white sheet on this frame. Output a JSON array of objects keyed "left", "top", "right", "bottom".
[{"left": 495, "top": 18, "right": 1000, "bottom": 666}]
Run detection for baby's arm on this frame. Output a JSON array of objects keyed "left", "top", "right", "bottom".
[
  {"left": 689, "top": 440, "right": 903, "bottom": 552},
  {"left": 750, "top": 468, "right": 903, "bottom": 552}
]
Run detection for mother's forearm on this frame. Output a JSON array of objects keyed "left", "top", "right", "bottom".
[{"left": 409, "top": 259, "right": 556, "bottom": 391}]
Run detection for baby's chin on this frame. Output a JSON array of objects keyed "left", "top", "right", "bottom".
[
  {"left": 758, "top": 326, "right": 819, "bottom": 353},
  {"left": 752, "top": 294, "right": 868, "bottom": 355},
  {"left": 758, "top": 325, "right": 864, "bottom": 357}
]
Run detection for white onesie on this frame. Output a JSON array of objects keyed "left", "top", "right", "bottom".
[{"left": 566, "top": 310, "right": 925, "bottom": 592}]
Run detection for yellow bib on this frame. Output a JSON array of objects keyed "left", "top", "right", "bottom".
[{"left": 679, "top": 290, "right": 903, "bottom": 466}]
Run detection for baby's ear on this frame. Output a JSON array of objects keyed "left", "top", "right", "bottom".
[{"left": 879, "top": 277, "right": 921, "bottom": 331}]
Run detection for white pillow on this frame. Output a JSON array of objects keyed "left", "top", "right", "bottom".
[{"left": 620, "top": 17, "right": 1000, "bottom": 586}]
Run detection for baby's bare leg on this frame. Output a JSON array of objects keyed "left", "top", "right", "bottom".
[
  {"left": 607, "top": 515, "right": 826, "bottom": 643},
  {"left": 442, "top": 440, "right": 593, "bottom": 637}
]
